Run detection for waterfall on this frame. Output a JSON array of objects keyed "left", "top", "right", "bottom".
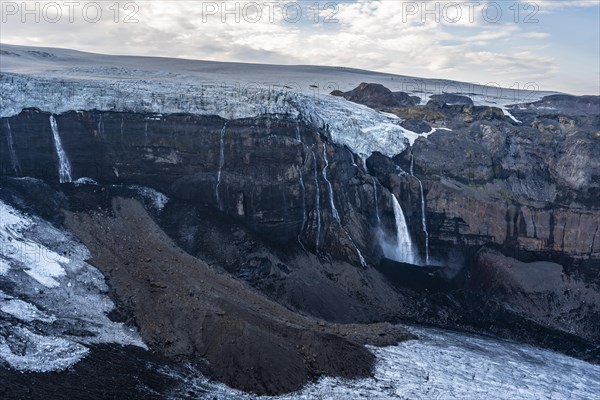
[
  {"left": 322, "top": 145, "right": 340, "bottom": 223},
  {"left": 144, "top": 121, "right": 149, "bottom": 145},
  {"left": 298, "top": 165, "right": 307, "bottom": 234},
  {"left": 97, "top": 114, "right": 104, "bottom": 137},
  {"left": 295, "top": 120, "right": 301, "bottom": 142},
  {"left": 4, "top": 120, "right": 20, "bottom": 176},
  {"left": 322, "top": 145, "right": 367, "bottom": 267},
  {"left": 361, "top": 156, "right": 368, "bottom": 173},
  {"left": 343, "top": 229, "right": 367, "bottom": 268},
  {"left": 391, "top": 194, "right": 416, "bottom": 264},
  {"left": 346, "top": 149, "right": 358, "bottom": 168},
  {"left": 372, "top": 177, "right": 381, "bottom": 224},
  {"left": 410, "top": 157, "right": 430, "bottom": 264},
  {"left": 49, "top": 115, "right": 72, "bottom": 183},
  {"left": 311, "top": 149, "right": 321, "bottom": 250},
  {"left": 215, "top": 122, "right": 227, "bottom": 210},
  {"left": 120, "top": 117, "right": 124, "bottom": 139},
  {"left": 418, "top": 179, "right": 430, "bottom": 264}
]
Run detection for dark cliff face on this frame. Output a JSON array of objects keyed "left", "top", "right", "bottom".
[
  {"left": 3, "top": 103, "right": 597, "bottom": 271},
  {"left": 1, "top": 89, "right": 599, "bottom": 366},
  {"left": 347, "top": 86, "right": 600, "bottom": 273},
  {"left": 0, "top": 109, "right": 393, "bottom": 267}
]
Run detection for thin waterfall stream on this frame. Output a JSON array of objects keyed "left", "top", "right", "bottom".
[{"left": 49, "top": 115, "right": 72, "bottom": 183}]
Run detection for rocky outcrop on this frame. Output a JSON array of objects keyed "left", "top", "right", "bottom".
[
  {"left": 1, "top": 85, "right": 599, "bottom": 375},
  {"left": 429, "top": 93, "right": 474, "bottom": 106},
  {"left": 469, "top": 248, "right": 600, "bottom": 343},
  {"left": 334, "top": 83, "right": 600, "bottom": 272},
  {"left": 330, "top": 82, "right": 418, "bottom": 108}
]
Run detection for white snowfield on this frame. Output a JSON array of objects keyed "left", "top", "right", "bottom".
[
  {"left": 0, "top": 196, "right": 146, "bottom": 372},
  {"left": 0, "top": 44, "right": 553, "bottom": 159}
]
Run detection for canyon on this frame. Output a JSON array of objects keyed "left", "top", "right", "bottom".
[{"left": 0, "top": 45, "right": 599, "bottom": 396}]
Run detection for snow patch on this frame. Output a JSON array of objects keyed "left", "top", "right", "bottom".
[
  {"left": 74, "top": 177, "right": 99, "bottom": 186},
  {"left": 129, "top": 185, "right": 169, "bottom": 211},
  {"left": 0, "top": 327, "right": 89, "bottom": 372},
  {"left": 502, "top": 108, "right": 522, "bottom": 124},
  {"left": 0, "top": 299, "right": 57, "bottom": 323}
]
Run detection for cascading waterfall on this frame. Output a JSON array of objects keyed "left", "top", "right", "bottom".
[
  {"left": 4, "top": 120, "right": 20, "bottom": 176},
  {"left": 410, "top": 155, "right": 430, "bottom": 264},
  {"left": 144, "top": 121, "right": 149, "bottom": 144},
  {"left": 372, "top": 177, "right": 381, "bottom": 224},
  {"left": 295, "top": 120, "right": 301, "bottom": 142},
  {"left": 297, "top": 165, "right": 307, "bottom": 235},
  {"left": 311, "top": 149, "right": 321, "bottom": 250},
  {"left": 322, "top": 145, "right": 367, "bottom": 267},
  {"left": 49, "top": 115, "right": 72, "bottom": 183},
  {"left": 418, "top": 179, "right": 430, "bottom": 264},
  {"left": 360, "top": 156, "right": 368, "bottom": 173},
  {"left": 391, "top": 194, "right": 416, "bottom": 264},
  {"left": 97, "top": 114, "right": 104, "bottom": 137},
  {"left": 322, "top": 145, "right": 340, "bottom": 222},
  {"left": 215, "top": 122, "right": 227, "bottom": 210}
]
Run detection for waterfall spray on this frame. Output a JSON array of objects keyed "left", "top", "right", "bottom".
[{"left": 391, "top": 194, "right": 415, "bottom": 264}]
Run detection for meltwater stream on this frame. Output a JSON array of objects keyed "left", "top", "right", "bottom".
[
  {"left": 417, "top": 179, "right": 429, "bottom": 264},
  {"left": 49, "top": 115, "right": 72, "bottom": 183},
  {"left": 215, "top": 122, "right": 228, "bottom": 210},
  {"left": 311, "top": 149, "right": 321, "bottom": 250},
  {"left": 322, "top": 145, "right": 367, "bottom": 267},
  {"left": 164, "top": 325, "right": 600, "bottom": 399},
  {"left": 3, "top": 120, "right": 20, "bottom": 176},
  {"left": 372, "top": 177, "right": 381, "bottom": 224},
  {"left": 410, "top": 153, "right": 429, "bottom": 264}
]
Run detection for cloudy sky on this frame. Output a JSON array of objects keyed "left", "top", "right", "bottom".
[{"left": 1, "top": 0, "right": 598, "bottom": 94}]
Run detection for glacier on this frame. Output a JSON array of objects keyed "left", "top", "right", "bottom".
[
  {"left": 0, "top": 44, "right": 552, "bottom": 160},
  {"left": 161, "top": 325, "right": 600, "bottom": 400},
  {"left": 0, "top": 194, "right": 145, "bottom": 372}
]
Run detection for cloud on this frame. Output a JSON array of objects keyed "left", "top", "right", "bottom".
[{"left": 0, "top": 0, "right": 597, "bottom": 94}]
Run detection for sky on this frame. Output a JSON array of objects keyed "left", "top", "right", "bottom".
[{"left": 0, "top": 0, "right": 598, "bottom": 95}]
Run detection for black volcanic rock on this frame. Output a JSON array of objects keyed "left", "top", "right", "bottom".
[
  {"left": 400, "top": 118, "right": 432, "bottom": 133},
  {"left": 469, "top": 248, "right": 600, "bottom": 343},
  {"left": 330, "top": 82, "right": 417, "bottom": 108},
  {"left": 430, "top": 93, "right": 474, "bottom": 106},
  {"left": 516, "top": 94, "right": 600, "bottom": 116}
]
